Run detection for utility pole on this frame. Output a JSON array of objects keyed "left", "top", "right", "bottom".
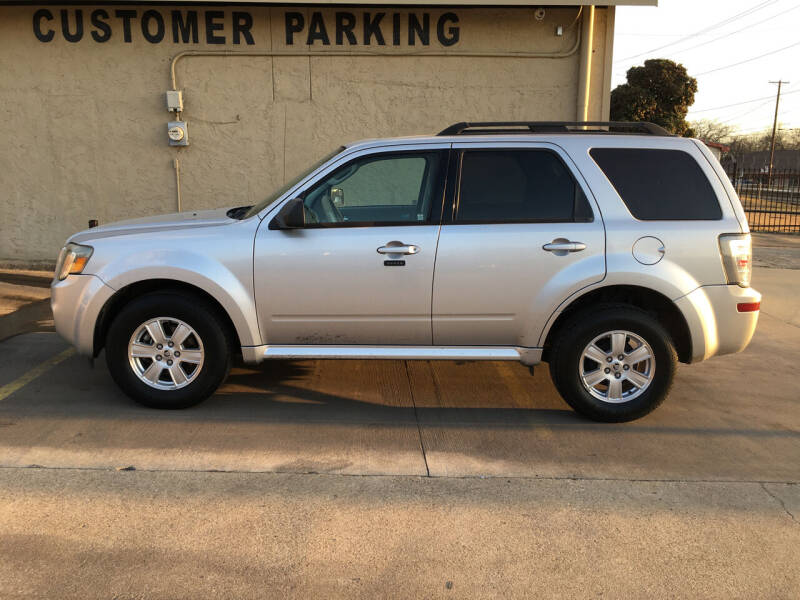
[{"left": 768, "top": 80, "right": 788, "bottom": 185}]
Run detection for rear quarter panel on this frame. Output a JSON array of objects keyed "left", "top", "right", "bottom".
[{"left": 558, "top": 136, "right": 743, "bottom": 293}]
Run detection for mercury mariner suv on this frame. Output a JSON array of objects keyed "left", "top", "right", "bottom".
[{"left": 51, "top": 121, "right": 761, "bottom": 422}]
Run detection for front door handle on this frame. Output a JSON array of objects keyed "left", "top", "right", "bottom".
[
  {"left": 377, "top": 243, "right": 420, "bottom": 255},
  {"left": 542, "top": 241, "right": 587, "bottom": 253}
]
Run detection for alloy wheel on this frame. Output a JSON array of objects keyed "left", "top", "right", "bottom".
[
  {"left": 579, "top": 330, "right": 655, "bottom": 403},
  {"left": 127, "top": 317, "right": 204, "bottom": 390}
]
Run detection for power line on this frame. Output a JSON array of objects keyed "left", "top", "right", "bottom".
[
  {"left": 694, "top": 40, "right": 800, "bottom": 76},
  {"left": 615, "top": 0, "right": 777, "bottom": 63},
  {"left": 715, "top": 118, "right": 800, "bottom": 135},
  {"left": 690, "top": 89, "right": 800, "bottom": 113},
  {"left": 736, "top": 121, "right": 800, "bottom": 135},
  {"left": 615, "top": 33, "right": 688, "bottom": 38},
  {"left": 692, "top": 95, "right": 800, "bottom": 129},
  {"left": 735, "top": 125, "right": 784, "bottom": 134},
  {"left": 670, "top": 4, "right": 800, "bottom": 57},
  {"left": 736, "top": 127, "right": 771, "bottom": 135},
  {"left": 719, "top": 98, "right": 776, "bottom": 124}
]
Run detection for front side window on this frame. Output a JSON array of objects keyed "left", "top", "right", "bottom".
[
  {"left": 301, "top": 151, "right": 445, "bottom": 226},
  {"left": 454, "top": 149, "right": 593, "bottom": 223}
]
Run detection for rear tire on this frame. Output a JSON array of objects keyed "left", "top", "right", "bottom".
[
  {"left": 548, "top": 305, "right": 677, "bottom": 422},
  {"left": 105, "top": 292, "right": 232, "bottom": 409}
]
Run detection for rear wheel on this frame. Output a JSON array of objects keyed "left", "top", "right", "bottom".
[
  {"left": 105, "top": 293, "right": 232, "bottom": 409},
  {"left": 548, "top": 305, "right": 677, "bottom": 422}
]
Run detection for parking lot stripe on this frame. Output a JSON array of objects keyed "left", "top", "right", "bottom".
[{"left": 0, "top": 347, "right": 75, "bottom": 402}]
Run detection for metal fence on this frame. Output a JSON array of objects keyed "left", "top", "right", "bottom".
[{"left": 725, "top": 168, "right": 800, "bottom": 233}]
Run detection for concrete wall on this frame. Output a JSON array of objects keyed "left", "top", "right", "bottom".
[{"left": 0, "top": 5, "right": 614, "bottom": 263}]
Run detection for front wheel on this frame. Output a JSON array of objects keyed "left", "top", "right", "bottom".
[
  {"left": 105, "top": 293, "right": 232, "bottom": 409},
  {"left": 548, "top": 305, "right": 677, "bottom": 422}
]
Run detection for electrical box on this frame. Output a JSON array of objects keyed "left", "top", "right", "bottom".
[
  {"left": 167, "top": 121, "right": 189, "bottom": 146},
  {"left": 166, "top": 90, "right": 183, "bottom": 113}
]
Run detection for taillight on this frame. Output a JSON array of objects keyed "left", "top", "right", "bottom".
[
  {"left": 719, "top": 233, "right": 752, "bottom": 288},
  {"left": 737, "top": 302, "right": 760, "bottom": 312}
]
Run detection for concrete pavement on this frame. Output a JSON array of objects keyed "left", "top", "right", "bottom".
[{"left": 1, "top": 469, "right": 798, "bottom": 599}]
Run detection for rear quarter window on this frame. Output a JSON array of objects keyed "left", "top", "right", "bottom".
[{"left": 589, "top": 148, "right": 722, "bottom": 220}]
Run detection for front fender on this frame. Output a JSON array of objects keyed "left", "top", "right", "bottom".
[{"left": 92, "top": 251, "right": 261, "bottom": 348}]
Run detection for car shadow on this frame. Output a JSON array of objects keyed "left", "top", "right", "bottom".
[
  {"left": 1, "top": 349, "right": 799, "bottom": 482},
  {"left": 2, "top": 352, "right": 798, "bottom": 441}
]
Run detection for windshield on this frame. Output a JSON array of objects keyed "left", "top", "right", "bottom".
[{"left": 242, "top": 147, "right": 345, "bottom": 219}]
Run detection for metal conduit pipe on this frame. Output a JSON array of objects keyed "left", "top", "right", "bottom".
[
  {"left": 170, "top": 42, "right": 582, "bottom": 91},
  {"left": 576, "top": 5, "right": 595, "bottom": 122},
  {"left": 173, "top": 157, "right": 182, "bottom": 212},
  {"left": 169, "top": 10, "right": 584, "bottom": 91}
]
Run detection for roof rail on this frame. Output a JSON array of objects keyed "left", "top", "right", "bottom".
[{"left": 437, "top": 121, "right": 674, "bottom": 137}]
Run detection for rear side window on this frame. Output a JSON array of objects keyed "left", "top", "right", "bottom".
[
  {"left": 590, "top": 148, "right": 722, "bottom": 220},
  {"left": 455, "top": 150, "right": 593, "bottom": 223}
]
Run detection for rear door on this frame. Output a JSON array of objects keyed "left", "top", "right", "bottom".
[{"left": 432, "top": 142, "right": 606, "bottom": 347}]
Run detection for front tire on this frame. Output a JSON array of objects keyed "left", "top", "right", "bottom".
[
  {"left": 105, "top": 292, "right": 232, "bottom": 409},
  {"left": 548, "top": 305, "right": 677, "bottom": 422}
]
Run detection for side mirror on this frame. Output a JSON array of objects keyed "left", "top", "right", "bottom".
[{"left": 269, "top": 198, "right": 306, "bottom": 230}]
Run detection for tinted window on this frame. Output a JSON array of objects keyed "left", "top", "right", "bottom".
[
  {"left": 302, "top": 152, "right": 444, "bottom": 226},
  {"left": 590, "top": 148, "right": 722, "bottom": 220},
  {"left": 456, "top": 150, "right": 592, "bottom": 223}
]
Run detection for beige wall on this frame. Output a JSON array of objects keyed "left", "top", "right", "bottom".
[{"left": 0, "top": 5, "right": 614, "bottom": 264}]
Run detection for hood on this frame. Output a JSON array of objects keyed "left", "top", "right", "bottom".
[{"left": 69, "top": 207, "right": 236, "bottom": 244}]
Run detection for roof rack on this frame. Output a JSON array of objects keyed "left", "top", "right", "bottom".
[{"left": 437, "top": 121, "right": 673, "bottom": 137}]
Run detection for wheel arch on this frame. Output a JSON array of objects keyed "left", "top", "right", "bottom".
[
  {"left": 93, "top": 279, "right": 243, "bottom": 358},
  {"left": 541, "top": 285, "right": 693, "bottom": 364}
]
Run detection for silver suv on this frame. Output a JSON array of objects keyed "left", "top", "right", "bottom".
[{"left": 51, "top": 121, "right": 761, "bottom": 422}]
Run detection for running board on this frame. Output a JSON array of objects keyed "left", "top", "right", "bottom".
[{"left": 241, "top": 345, "right": 542, "bottom": 365}]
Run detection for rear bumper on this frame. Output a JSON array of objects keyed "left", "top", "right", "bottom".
[
  {"left": 51, "top": 274, "right": 116, "bottom": 356},
  {"left": 675, "top": 284, "right": 761, "bottom": 363}
]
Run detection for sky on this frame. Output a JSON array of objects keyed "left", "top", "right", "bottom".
[{"left": 612, "top": 0, "right": 800, "bottom": 135}]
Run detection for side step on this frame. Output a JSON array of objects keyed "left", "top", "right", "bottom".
[{"left": 241, "top": 345, "right": 542, "bottom": 365}]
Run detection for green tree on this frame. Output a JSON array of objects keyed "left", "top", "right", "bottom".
[{"left": 611, "top": 59, "right": 698, "bottom": 136}]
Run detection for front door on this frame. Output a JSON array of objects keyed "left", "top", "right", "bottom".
[
  {"left": 432, "top": 142, "right": 606, "bottom": 347},
  {"left": 254, "top": 146, "right": 449, "bottom": 345}
]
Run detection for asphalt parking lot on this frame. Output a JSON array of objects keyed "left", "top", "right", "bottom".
[{"left": 1, "top": 243, "right": 799, "bottom": 598}]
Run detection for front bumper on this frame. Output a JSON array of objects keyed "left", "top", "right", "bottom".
[
  {"left": 51, "top": 274, "right": 116, "bottom": 356},
  {"left": 675, "top": 284, "right": 761, "bottom": 363}
]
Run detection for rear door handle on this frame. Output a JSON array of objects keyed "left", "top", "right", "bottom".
[
  {"left": 377, "top": 244, "right": 420, "bottom": 255},
  {"left": 542, "top": 241, "right": 587, "bottom": 253}
]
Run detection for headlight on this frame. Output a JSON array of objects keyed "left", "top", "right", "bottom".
[{"left": 55, "top": 243, "right": 93, "bottom": 281}]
